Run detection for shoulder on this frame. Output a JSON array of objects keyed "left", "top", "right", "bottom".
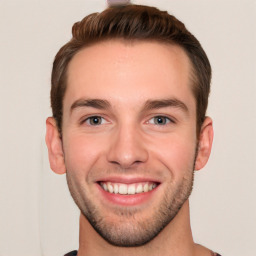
[
  {"left": 195, "top": 244, "right": 222, "bottom": 256},
  {"left": 64, "top": 250, "right": 78, "bottom": 256},
  {"left": 212, "top": 251, "right": 222, "bottom": 256}
]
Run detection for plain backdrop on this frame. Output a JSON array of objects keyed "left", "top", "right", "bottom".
[{"left": 0, "top": 0, "right": 255, "bottom": 255}]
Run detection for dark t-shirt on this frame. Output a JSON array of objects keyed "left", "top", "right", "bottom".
[
  {"left": 64, "top": 251, "right": 77, "bottom": 256},
  {"left": 64, "top": 250, "right": 222, "bottom": 255}
]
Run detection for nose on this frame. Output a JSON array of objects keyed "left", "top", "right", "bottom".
[{"left": 107, "top": 124, "right": 149, "bottom": 169}]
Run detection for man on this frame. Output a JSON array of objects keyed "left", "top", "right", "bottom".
[{"left": 46, "top": 2, "right": 220, "bottom": 256}]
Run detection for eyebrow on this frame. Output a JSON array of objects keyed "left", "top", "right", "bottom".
[
  {"left": 143, "top": 98, "right": 189, "bottom": 114},
  {"left": 70, "top": 97, "right": 189, "bottom": 115},
  {"left": 70, "top": 98, "right": 111, "bottom": 113}
]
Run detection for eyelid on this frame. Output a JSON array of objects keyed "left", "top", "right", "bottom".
[
  {"left": 81, "top": 115, "right": 109, "bottom": 126},
  {"left": 147, "top": 115, "right": 176, "bottom": 125},
  {"left": 79, "top": 114, "right": 176, "bottom": 126}
]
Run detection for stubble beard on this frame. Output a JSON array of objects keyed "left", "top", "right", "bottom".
[{"left": 66, "top": 153, "right": 196, "bottom": 247}]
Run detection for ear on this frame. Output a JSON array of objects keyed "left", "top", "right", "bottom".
[
  {"left": 45, "top": 117, "right": 66, "bottom": 174},
  {"left": 194, "top": 117, "right": 214, "bottom": 171}
]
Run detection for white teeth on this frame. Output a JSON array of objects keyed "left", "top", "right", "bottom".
[
  {"left": 143, "top": 183, "right": 149, "bottom": 192},
  {"left": 103, "top": 183, "right": 108, "bottom": 191},
  {"left": 128, "top": 184, "right": 136, "bottom": 195},
  {"left": 101, "top": 182, "right": 157, "bottom": 195},
  {"left": 114, "top": 183, "right": 119, "bottom": 194},
  {"left": 107, "top": 183, "right": 114, "bottom": 193},
  {"left": 119, "top": 184, "right": 128, "bottom": 194},
  {"left": 136, "top": 184, "right": 143, "bottom": 194}
]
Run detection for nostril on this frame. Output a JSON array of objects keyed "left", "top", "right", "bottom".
[{"left": 109, "top": 159, "right": 144, "bottom": 170}]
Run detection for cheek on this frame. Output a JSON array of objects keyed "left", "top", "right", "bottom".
[
  {"left": 150, "top": 134, "right": 197, "bottom": 174},
  {"left": 63, "top": 133, "right": 104, "bottom": 176}
]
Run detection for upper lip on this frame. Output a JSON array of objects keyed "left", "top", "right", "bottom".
[{"left": 96, "top": 176, "right": 161, "bottom": 184}]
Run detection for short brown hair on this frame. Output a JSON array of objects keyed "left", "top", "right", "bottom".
[{"left": 51, "top": 4, "right": 211, "bottom": 136}]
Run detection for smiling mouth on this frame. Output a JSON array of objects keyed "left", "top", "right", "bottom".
[{"left": 99, "top": 181, "right": 159, "bottom": 195}]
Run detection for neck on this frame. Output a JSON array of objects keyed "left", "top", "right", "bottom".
[{"left": 78, "top": 200, "right": 199, "bottom": 256}]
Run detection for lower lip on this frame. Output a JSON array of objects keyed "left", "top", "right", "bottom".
[{"left": 96, "top": 183, "right": 159, "bottom": 206}]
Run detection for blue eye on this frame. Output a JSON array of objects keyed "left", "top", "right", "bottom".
[
  {"left": 148, "top": 116, "right": 172, "bottom": 125},
  {"left": 85, "top": 116, "right": 106, "bottom": 126}
]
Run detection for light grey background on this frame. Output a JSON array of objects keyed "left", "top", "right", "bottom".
[{"left": 0, "top": 0, "right": 255, "bottom": 255}]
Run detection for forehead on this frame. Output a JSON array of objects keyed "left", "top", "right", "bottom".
[{"left": 65, "top": 40, "right": 195, "bottom": 111}]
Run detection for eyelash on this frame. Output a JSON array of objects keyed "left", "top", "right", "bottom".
[
  {"left": 83, "top": 116, "right": 108, "bottom": 126},
  {"left": 82, "top": 115, "right": 174, "bottom": 126},
  {"left": 147, "top": 116, "right": 174, "bottom": 125}
]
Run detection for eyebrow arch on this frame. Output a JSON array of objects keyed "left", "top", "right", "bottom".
[
  {"left": 70, "top": 98, "right": 111, "bottom": 113},
  {"left": 143, "top": 98, "right": 189, "bottom": 113}
]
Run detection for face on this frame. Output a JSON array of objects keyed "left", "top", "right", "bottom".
[{"left": 46, "top": 40, "right": 213, "bottom": 247}]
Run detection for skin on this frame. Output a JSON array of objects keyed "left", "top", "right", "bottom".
[{"left": 46, "top": 40, "right": 214, "bottom": 256}]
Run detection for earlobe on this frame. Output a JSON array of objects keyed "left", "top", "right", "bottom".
[
  {"left": 45, "top": 117, "right": 66, "bottom": 174},
  {"left": 195, "top": 117, "right": 214, "bottom": 171}
]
